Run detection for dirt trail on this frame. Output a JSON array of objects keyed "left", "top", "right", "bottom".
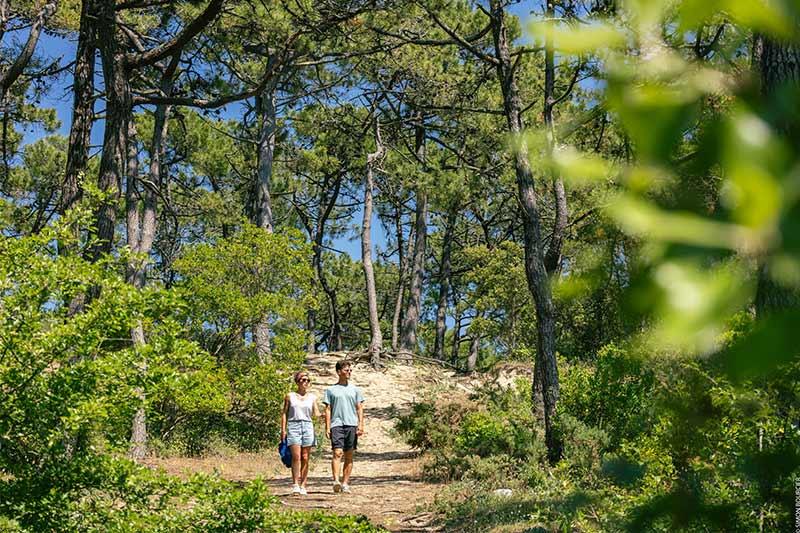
[
  {"left": 266, "top": 353, "right": 447, "bottom": 532},
  {"left": 148, "top": 353, "right": 472, "bottom": 531}
]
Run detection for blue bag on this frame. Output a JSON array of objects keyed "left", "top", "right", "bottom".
[{"left": 278, "top": 438, "right": 292, "bottom": 468}]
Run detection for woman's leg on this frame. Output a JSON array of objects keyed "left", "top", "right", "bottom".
[
  {"left": 290, "top": 444, "right": 301, "bottom": 486},
  {"left": 300, "top": 446, "right": 312, "bottom": 487}
]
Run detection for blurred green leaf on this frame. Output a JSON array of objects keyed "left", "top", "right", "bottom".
[
  {"left": 607, "top": 194, "right": 760, "bottom": 250},
  {"left": 528, "top": 20, "right": 626, "bottom": 54},
  {"left": 723, "top": 310, "right": 800, "bottom": 380}
]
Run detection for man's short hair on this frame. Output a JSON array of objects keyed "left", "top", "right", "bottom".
[{"left": 335, "top": 360, "right": 351, "bottom": 372}]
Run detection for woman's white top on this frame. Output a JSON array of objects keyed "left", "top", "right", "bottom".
[{"left": 287, "top": 392, "right": 316, "bottom": 422}]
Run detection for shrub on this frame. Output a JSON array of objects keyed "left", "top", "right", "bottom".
[{"left": 560, "top": 343, "right": 655, "bottom": 448}]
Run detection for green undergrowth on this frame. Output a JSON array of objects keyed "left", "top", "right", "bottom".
[
  {"left": 0, "top": 455, "right": 383, "bottom": 533},
  {"left": 397, "top": 342, "right": 798, "bottom": 532}
]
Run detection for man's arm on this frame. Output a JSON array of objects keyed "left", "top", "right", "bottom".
[{"left": 356, "top": 401, "right": 364, "bottom": 436}]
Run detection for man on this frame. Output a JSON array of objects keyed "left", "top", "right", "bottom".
[{"left": 323, "top": 360, "right": 364, "bottom": 494}]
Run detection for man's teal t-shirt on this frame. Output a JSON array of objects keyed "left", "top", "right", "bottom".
[{"left": 323, "top": 383, "right": 364, "bottom": 428}]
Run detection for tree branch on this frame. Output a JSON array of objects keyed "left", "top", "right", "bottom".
[
  {"left": 126, "top": 0, "right": 224, "bottom": 69},
  {"left": 0, "top": 0, "right": 58, "bottom": 97}
]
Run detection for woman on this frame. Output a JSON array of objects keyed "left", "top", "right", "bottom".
[{"left": 280, "top": 371, "right": 319, "bottom": 495}]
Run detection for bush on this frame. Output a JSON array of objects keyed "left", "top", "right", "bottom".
[
  {"left": 397, "top": 380, "right": 543, "bottom": 482},
  {"left": 553, "top": 413, "right": 610, "bottom": 476},
  {"left": 560, "top": 343, "right": 655, "bottom": 448},
  {"left": 0, "top": 455, "right": 384, "bottom": 532}
]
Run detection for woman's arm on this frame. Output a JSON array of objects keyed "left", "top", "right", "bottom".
[{"left": 280, "top": 394, "right": 290, "bottom": 441}]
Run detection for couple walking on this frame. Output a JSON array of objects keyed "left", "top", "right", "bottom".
[{"left": 280, "top": 360, "right": 364, "bottom": 495}]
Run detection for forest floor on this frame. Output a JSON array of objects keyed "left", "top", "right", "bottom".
[{"left": 146, "top": 353, "right": 528, "bottom": 531}]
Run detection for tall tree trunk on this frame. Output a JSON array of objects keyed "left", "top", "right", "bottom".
[
  {"left": 306, "top": 171, "right": 345, "bottom": 353},
  {"left": 542, "top": 4, "right": 568, "bottom": 276},
  {"left": 252, "top": 75, "right": 277, "bottom": 363},
  {"left": 93, "top": 0, "right": 130, "bottom": 260},
  {"left": 363, "top": 122, "right": 385, "bottom": 365},
  {"left": 433, "top": 207, "right": 456, "bottom": 360},
  {"left": 62, "top": 0, "right": 95, "bottom": 216},
  {"left": 490, "top": 0, "right": 561, "bottom": 462},
  {"left": 127, "top": 55, "right": 177, "bottom": 460},
  {"left": 753, "top": 32, "right": 800, "bottom": 318},
  {"left": 311, "top": 241, "right": 344, "bottom": 352},
  {"left": 451, "top": 300, "right": 462, "bottom": 367},
  {"left": 400, "top": 121, "right": 428, "bottom": 355},
  {"left": 126, "top": 122, "right": 149, "bottom": 460},
  {"left": 391, "top": 205, "right": 413, "bottom": 351}
]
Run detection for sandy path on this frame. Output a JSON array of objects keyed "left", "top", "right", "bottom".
[
  {"left": 266, "top": 353, "right": 443, "bottom": 532},
  {"left": 147, "top": 353, "right": 452, "bottom": 531}
]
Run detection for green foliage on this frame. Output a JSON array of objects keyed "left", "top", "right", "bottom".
[
  {"left": 174, "top": 223, "right": 314, "bottom": 362},
  {"left": 560, "top": 344, "right": 656, "bottom": 447},
  {"left": 0, "top": 207, "right": 189, "bottom": 471},
  {"left": 397, "top": 380, "right": 543, "bottom": 482},
  {"left": 0, "top": 455, "right": 383, "bottom": 532}
]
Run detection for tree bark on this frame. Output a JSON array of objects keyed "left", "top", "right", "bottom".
[
  {"left": 62, "top": 0, "right": 95, "bottom": 216},
  {"left": 93, "top": 0, "right": 130, "bottom": 260},
  {"left": 542, "top": 4, "right": 568, "bottom": 276},
  {"left": 490, "top": 0, "right": 561, "bottom": 462},
  {"left": 363, "top": 121, "right": 385, "bottom": 365},
  {"left": 753, "top": 31, "right": 800, "bottom": 318},
  {"left": 400, "top": 121, "right": 428, "bottom": 355},
  {"left": 391, "top": 205, "right": 413, "bottom": 351},
  {"left": 450, "top": 300, "right": 462, "bottom": 367},
  {"left": 126, "top": 54, "right": 177, "bottom": 461},
  {"left": 314, "top": 173, "right": 345, "bottom": 351},
  {"left": 433, "top": 207, "right": 456, "bottom": 360},
  {"left": 252, "top": 73, "right": 277, "bottom": 363}
]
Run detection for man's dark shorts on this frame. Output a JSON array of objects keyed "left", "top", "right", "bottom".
[{"left": 330, "top": 425, "right": 358, "bottom": 451}]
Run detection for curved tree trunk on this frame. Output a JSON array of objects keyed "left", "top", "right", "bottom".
[
  {"left": 363, "top": 122, "right": 385, "bottom": 365},
  {"left": 0, "top": 0, "right": 58, "bottom": 98},
  {"left": 490, "top": 0, "right": 561, "bottom": 462}
]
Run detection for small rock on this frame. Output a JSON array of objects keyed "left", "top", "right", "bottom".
[{"left": 493, "top": 488, "right": 513, "bottom": 498}]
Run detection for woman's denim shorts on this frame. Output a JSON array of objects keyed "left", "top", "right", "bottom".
[{"left": 286, "top": 420, "right": 315, "bottom": 447}]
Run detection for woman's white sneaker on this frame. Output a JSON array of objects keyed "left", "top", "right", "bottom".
[
  {"left": 291, "top": 485, "right": 302, "bottom": 495},
  {"left": 341, "top": 483, "right": 351, "bottom": 494}
]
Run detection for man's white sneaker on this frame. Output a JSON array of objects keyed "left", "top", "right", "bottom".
[
  {"left": 291, "top": 485, "right": 302, "bottom": 495},
  {"left": 299, "top": 486, "right": 308, "bottom": 495},
  {"left": 333, "top": 481, "right": 342, "bottom": 493},
  {"left": 341, "top": 483, "right": 351, "bottom": 494}
]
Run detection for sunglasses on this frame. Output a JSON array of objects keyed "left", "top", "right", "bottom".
[{"left": 297, "top": 378, "right": 310, "bottom": 383}]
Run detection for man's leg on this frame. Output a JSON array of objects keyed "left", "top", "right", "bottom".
[
  {"left": 331, "top": 448, "right": 343, "bottom": 483},
  {"left": 341, "top": 449, "right": 354, "bottom": 485}
]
